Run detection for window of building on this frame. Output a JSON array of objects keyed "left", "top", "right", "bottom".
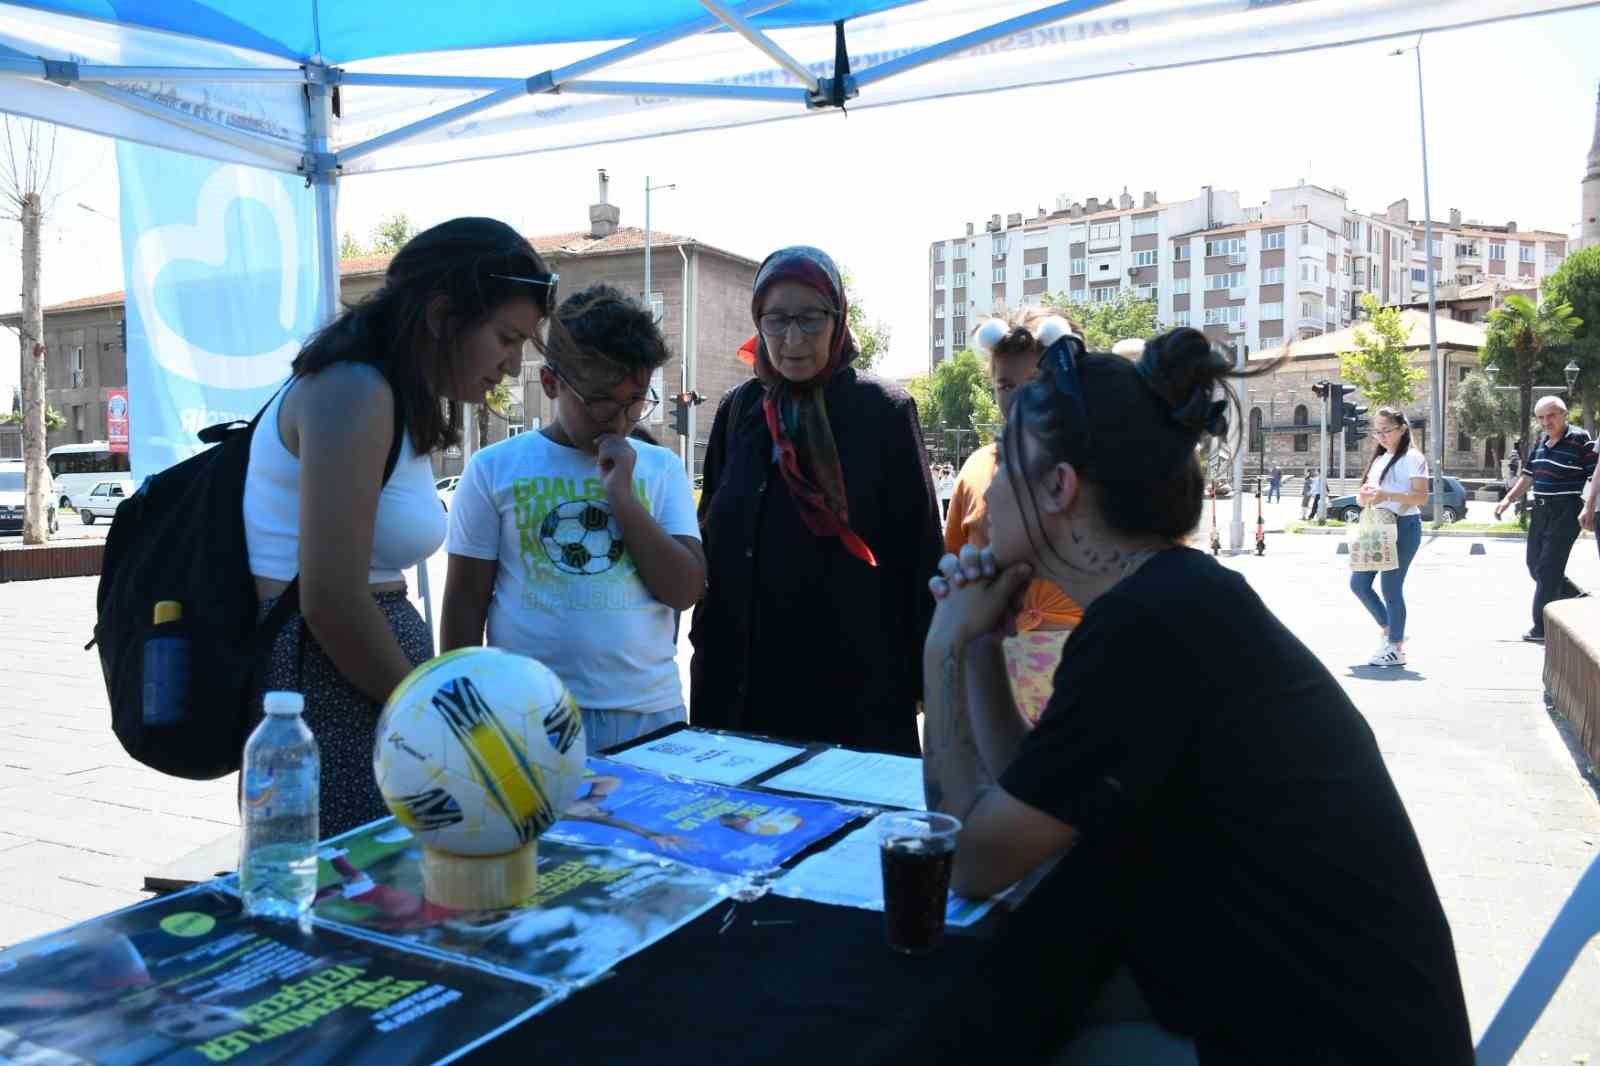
[
  {"left": 1171, "top": 310, "right": 1190, "bottom": 327},
  {"left": 1261, "top": 266, "right": 1284, "bottom": 285},
  {"left": 934, "top": 305, "right": 945, "bottom": 318},
  {"left": 1520, "top": 245, "right": 1536, "bottom": 263},
  {"left": 1203, "top": 305, "right": 1243, "bottom": 325},
  {"left": 1089, "top": 222, "right": 1120, "bottom": 243},
  {"left": 993, "top": 267, "right": 1006, "bottom": 282},
  {"left": 70, "top": 346, "right": 84, "bottom": 388},
  {"left": 1068, "top": 224, "right": 1087, "bottom": 243},
  {"left": 953, "top": 272, "right": 966, "bottom": 287},
  {"left": 1429, "top": 239, "right": 1442, "bottom": 257},
  {"left": 1262, "top": 230, "right": 1285, "bottom": 250},
  {"left": 1090, "top": 285, "right": 1119, "bottom": 303},
  {"left": 1455, "top": 242, "right": 1479, "bottom": 258},
  {"left": 1023, "top": 263, "right": 1047, "bottom": 280},
  {"left": 1134, "top": 249, "right": 1158, "bottom": 267},
  {"left": 1457, "top": 428, "right": 1471, "bottom": 453},
  {"left": 934, "top": 335, "right": 944, "bottom": 347},
  {"left": 1293, "top": 404, "right": 1309, "bottom": 452},
  {"left": 953, "top": 330, "right": 966, "bottom": 348},
  {"left": 952, "top": 304, "right": 966, "bottom": 318},
  {"left": 1206, "top": 272, "right": 1244, "bottom": 290},
  {"left": 1131, "top": 215, "right": 1159, "bottom": 236},
  {"left": 1411, "top": 267, "right": 1427, "bottom": 283},
  {"left": 933, "top": 246, "right": 945, "bottom": 262},
  {"left": 1546, "top": 254, "right": 1561, "bottom": 273},
  {"left": 1259, "top": 302, "right": 1284, "bottom": 320},
  {"left": 991, "top": 237, "right": 1008, "bottom": 256},
  {"left": 1173, "top": 243, "right": 1190, "bottom": 261},
  {"left": 1489, "top": 242, "right": 1506, "bottom": 260},
  {"left": 934, "top": 274, "right": 946, "bottom": 288},
  {"left": 1300, "top": 299, "right": 1320, "bottom": 320},
  {"left": 1070, "top": 258, "right": 1086, "bottom": 275},
  {"left": 1173, "top": 277, "right": 1190, "bottom": 295},
  {"left": 1300, "top": 262, "right": 1321, "bottom": 283},
  {"left": 1204, "top": 237, "right": 1244, "bottom": 257}
]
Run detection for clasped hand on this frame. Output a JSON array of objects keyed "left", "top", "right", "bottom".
[
  {"left": 1357, "top": 485, "right": 1380, "bottom": 506},
  {"left": 927, "top": 544, "right": 1033, "bottom": 648}
]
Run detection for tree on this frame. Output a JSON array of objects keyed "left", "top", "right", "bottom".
[
  {"left": 1482, "top": 294, "right": 1581, "bottom": 462},
  {"left": 1338, "top": 293, "right": 1424, "bottom": 409},
  {"left": 1040, "top": 290, "right": 1163, "bottom": 351},
  {"left": 915, "top": 348, "right": 999, "bottom": 463},
  {"left": 841, "top": 269, "right": 890, "bottom": 372},
  {"left": 1, "top": 117, "right": 57, "bottom": 545},
  {"left": 338, "top": 230, "right": 366, "bottom": 259},
  {"left": 1542, "top": 247, "right": 1600, "bottom": 434},
  {"left": 0, "top": 405, "right": 64, "bottom": 431},
  {"left": 370, "top": 212, "right": 418, "bottom": 254},
  {"left": 1451, "top": 371, "right": 1519, "bottom": 465}
]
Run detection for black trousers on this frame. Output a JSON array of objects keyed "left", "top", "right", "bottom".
[{"left": 1526, "top": 495, "right": 1585, "bottom": 634}]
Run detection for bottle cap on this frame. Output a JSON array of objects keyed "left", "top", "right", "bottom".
[
  {"left": 263, "top": 691, "right": 305, "bottom": 717},
  {"left": 153, "top": 601, "right": 182, "bottom": 625}
]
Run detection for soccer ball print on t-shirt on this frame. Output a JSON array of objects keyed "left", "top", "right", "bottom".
[{"left": 512, "top": 473, "right": 655, "bottom": 612}]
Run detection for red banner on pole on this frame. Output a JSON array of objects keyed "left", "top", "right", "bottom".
[{"left": 106, "top": 388, "right": 129, "bottom": 454}]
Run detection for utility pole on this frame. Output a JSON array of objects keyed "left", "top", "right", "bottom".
[
  {"left": 1313, "top": 380, "right": 1330, "bottom": 521},
  {"left": 1228, "top": 339, "right": 1245, "bottom": 552},
  {"left": 642, "top": 175, "right": 676, "bottom": 321}
]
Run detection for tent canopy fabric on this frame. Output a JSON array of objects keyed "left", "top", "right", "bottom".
[{"left": 1, "top": 0, "right": 1594, "bottom": 178}]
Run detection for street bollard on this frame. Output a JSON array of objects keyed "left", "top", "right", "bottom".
[
  {"left": 1470, "top": 543, "right": 1487, "bottom": 556},
  {"left": 1336, "top": 542, "right": 1349, "bottom": 555}
]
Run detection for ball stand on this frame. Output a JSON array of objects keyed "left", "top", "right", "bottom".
[{"left": 420, "top": 842, "right": 539, "bottom": 911}]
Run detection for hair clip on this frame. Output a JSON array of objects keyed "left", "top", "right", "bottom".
[
  {"left": 1033, "top": 316, "right": 1074, "bottom": 350},
  {"left": 1170, "top": 385, "right": 1229, "bottom": 437}
]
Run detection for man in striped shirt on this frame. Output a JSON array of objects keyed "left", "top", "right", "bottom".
[{"left": 1494, "top": 396, "right": 1598, "bottom": 642}]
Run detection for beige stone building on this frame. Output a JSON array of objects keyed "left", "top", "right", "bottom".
[{"left": 1244, "top": 311, "right": 1493, "bottom": 479}]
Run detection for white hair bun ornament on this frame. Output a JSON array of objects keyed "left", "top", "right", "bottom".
[
  {"left": 1033, "top": 316, "right": 1075, "bottom": 350},
  {"left": 971, "top": 318, "right": 1010, "bottom": 357}
]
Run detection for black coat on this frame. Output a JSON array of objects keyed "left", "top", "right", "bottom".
[{"left": 689, "top": 368, "right": 943, "bottom": 755}]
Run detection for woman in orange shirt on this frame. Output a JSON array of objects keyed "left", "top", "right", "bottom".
[{"left": 944, "top": 308, "right": 1084, "bottom": 721}]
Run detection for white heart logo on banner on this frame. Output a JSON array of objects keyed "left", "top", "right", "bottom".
[{"left": 129, "top": 164, "right": 305, "bottom": 390}]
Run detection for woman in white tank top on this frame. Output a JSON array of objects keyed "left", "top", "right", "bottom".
[{"left": 244, "top": 217, "right": 558, "bottom": 835}]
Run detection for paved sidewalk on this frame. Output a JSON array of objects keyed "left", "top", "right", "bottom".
[{"left": 1, "top": 531, "right": 1597, "bottom": 1061}]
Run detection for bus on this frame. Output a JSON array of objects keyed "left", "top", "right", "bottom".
[{"left": 46, "top": 442, "right": 131, "bottom": 510}]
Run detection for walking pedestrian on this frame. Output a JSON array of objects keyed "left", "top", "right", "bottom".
[
  {"left": 1304, "top": 470, "right": 1327, "bottom": 520},
  {"left": 1267, "top": 465, "right": 1282, "bottom": 504},
  {"left": 1349, "top": 408, "right": 1429, "bottom": 667},
  {"left": 1495, "top": 396, "right": 1597, "bottom": 642}
]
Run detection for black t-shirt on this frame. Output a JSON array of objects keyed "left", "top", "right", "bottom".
[{"left": 999, "top": 548, "right": 1473, "bottom": 1066}]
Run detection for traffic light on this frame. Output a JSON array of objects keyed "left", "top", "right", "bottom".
[
  {"left": 668, "top": 391, "right": 704, "bottom": 438},
  {"left": 1343, "top": 401, "right": 1370, "bottom": 449}
]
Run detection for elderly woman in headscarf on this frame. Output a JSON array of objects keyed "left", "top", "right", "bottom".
[{"left": 690, "top": 246, "right": 943, "bottom": 755}]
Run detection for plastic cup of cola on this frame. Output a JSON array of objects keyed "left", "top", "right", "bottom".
[{"left": 875, "top": 811, "right": 961, "bottom": 955}]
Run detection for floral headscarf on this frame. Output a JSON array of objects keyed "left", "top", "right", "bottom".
[{"left": 747, "top": 246, "right": 875, "bottom": 567}]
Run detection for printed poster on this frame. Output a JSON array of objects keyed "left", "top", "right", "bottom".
[
  {"left": 106, "top": 387, "right": 130, "bottom": 454},
  {"left": 607, "top": 728, "right": 805, "bottom": 786},
  {"left": 544, "top": 758, "right": 862, "bottom": 875},
  {"left": 0, "top": 886, "right": 547, "bottom": 1066},
  {"left": 313, "top": 820, "right": 727, "bottom": 988}
]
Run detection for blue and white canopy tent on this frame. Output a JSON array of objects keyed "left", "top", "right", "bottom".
[{"left": 0, "top": 0, "right": 1592, "bottom": 479}]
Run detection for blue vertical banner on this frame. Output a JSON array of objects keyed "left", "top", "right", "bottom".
[{"left": 116, "top": 145, "right": 322, "bottom": 480}]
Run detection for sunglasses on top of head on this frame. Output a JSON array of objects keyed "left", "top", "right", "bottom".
[{"left": 488, "top": 269, "right": 560, "bottom": 314}]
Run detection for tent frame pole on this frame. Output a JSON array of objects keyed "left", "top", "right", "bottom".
[
  {"left": 696, "top": 0, "right": 820, "bottom": 93},
  {"left": 304, "top": 64, "right": 340, "bottom": 327}
]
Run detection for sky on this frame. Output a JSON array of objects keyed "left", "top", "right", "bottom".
[{"left": 2, "top": 5, "right": 1598, "bottom": 400}]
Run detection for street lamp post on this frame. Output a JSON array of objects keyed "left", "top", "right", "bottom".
[
  {"left": 1393, "top": 41, "right": 1446, "bottom": 529},
  {"left": 642, "top": 175, "right": 677, "bottom": 321}
]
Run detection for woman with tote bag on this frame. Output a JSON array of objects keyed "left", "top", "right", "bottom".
[{"left": 1349, "top": 408, "right": 1430, "bottom": 668}]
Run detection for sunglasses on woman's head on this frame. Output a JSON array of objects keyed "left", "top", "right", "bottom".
[{"left": 489, "top": 270, "right": 560, "bottom": 313}]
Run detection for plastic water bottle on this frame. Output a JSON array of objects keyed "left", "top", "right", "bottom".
[
  {"left": 142, "top": 600, "right": 191, "bottom": 727},
  {"left": 240, "top": 691, "right": 320, "bottom": 925}
]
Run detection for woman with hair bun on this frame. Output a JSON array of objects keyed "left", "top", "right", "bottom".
[{"left": 917, "top": 328, "right": 1472, "bottom": 1063}]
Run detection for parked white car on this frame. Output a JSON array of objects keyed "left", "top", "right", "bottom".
[
  {"left": 78, "top": 479, "right": 137, "bottom": 524},
  {"left": 436, "top": 475, "right": 459, "bottom": 512},
  {"left": 0, "top": 461, "right": 58, "bottom": 535}
]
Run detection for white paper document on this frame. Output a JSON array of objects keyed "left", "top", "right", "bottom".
[
  {"left": 761, "top": 748, "right": 927, "bottom": 810},
  {"left": 773, "top": 825, "right": 995, "bottom": 928},
  {"left": 608, "top": 728, "right": 804, "bottom": 786}
]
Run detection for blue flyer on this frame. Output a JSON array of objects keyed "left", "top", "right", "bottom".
[{"left": 546, "top": 759, "right": 862, "bottom": 875}]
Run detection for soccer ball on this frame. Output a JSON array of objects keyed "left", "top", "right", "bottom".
[
  {"left": 539, "top": 499, "right": 625, "bottom": 575},
  {"left": 373, "top": 648, "right": 587, "bottom": 856}
]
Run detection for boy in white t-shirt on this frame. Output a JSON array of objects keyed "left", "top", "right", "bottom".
[{"left": 441, "top": 285, "right": 705, "bottom": 750}]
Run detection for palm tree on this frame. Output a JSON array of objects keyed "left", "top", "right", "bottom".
[{"left": 1482, "top": 294, "right": 1581, "bottom": 464}]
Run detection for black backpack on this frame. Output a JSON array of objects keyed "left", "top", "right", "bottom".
[{"left": 94, "top": 382, "right": 405, "bottom": 780}]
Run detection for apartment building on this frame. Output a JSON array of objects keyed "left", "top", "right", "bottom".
[
  {"left": 927, "top": 180, "right": 1565, "bottom": 371},
  {"left": 1381, "top": 201, "right": 1569, "bottom": 297}
]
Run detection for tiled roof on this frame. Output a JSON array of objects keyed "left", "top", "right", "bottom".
[{"left": 18, "top": 226, "right": 755, "bottom": 316}]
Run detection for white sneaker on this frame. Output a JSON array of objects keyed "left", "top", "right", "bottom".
[{"left": 1369, "top": 644, "right": 1406, "bottom": 668}]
